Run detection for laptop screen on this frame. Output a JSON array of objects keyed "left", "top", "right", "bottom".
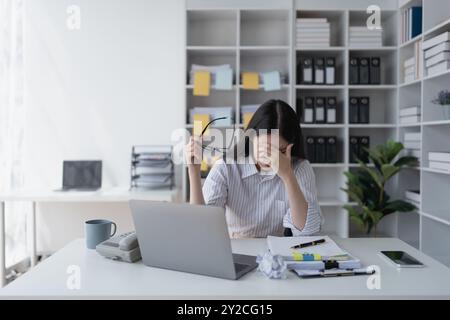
[{"left": 63, "top": 161, "right": 102, "bottom": 189}]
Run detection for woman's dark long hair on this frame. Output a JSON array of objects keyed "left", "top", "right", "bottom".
[{"left": 234, "top": 99, "right": 306, "bottom": 161}]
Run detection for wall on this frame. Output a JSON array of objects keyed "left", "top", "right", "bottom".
[{"left": 23, "top": 0, "right": 185, "bottom": 252}]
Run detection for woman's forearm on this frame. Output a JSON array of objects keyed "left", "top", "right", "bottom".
[
  {"left": 188, "top": 167, "right": 205, "bottom": 205},
  {"left": 283, "top": 173, "right": 308, "bottom": 230}
]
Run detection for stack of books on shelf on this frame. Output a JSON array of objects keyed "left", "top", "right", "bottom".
[
  {"left": 349, "top": 26, "right": 383, "bottom": 48},
  {"left": 296, "top": 18, "right": 330, "bottom": 48},
  {"left": 405, "top": 190, "right": 420, "bottom": 209},
  {"left": 189, "top": 106, "right": 234, "bottom": 126},
  {"left": 130, "top": 146, "right": 174, "bottom": 190},
  {"left": 403, "top": 132, "right": 421, "bottom": 160},
  {"left": 428, "top": 152, "right": 450, "bottom": 172},
  {"left": 400, "top": 6, "right": 422, "bottom": 43},
  {"left": 399, "top": 105, "right": 421, "bottom": 125},
  {"left": 403, "top": 41, "right": 423, "bottom": 83},
  {"left": 422, "top": 32, "right": 450, "bottom": 76}
]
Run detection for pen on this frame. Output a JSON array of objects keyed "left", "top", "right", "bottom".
[{"left": 291, "top": 238, "right": 326, "bottom": 249}]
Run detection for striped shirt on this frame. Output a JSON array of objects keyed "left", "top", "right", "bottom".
[{"left": 202, "top": 158, "right": 322, "bottom": 238}]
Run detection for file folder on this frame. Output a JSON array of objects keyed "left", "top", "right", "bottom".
[
  {"left": 193, "top": 71, "right": 211, "bottom": 96},
  {"left": 349, "top": 97, "right": 359, "bottom": 124},
  {"left": 315, "top": 97, "right": 326, "bottom": 124},
  {"left": 326, "top": 136, "right": 338, "bottom": 163},
  {"left": 315, "top": 137, "right": 327, "bottom": 163},
  {"left": 306, "top": 137, "right": 316, "bottom": 163},
  {"left": 350, "top": 136, "right": 359, "bottom": 163},
  {"left": 303, "top": 97, "right": 315, "bottom": 124},
  {"left": 300, "top": 58, "right": 313, "bottom": 84},
  {"left": 242, "top": 72, "right": 260, "bottom": 90},
  {"left": 325, "top": 57, "right": 336, "bottom": 84},
  {"left": 314, "top": 58, "right": 325, "bottom": 84},
  {"left": 359, "top": 97, "right": 370, "bottom": 124},
  {"left": 349, "top": 58, "right": 359, "bottom": 84},
  {"left": 326, "top": 97, "right": 337, "bottom": 124},
  {"left": 359, "top": 137, "right": 370, "bottom": 163},
  {"left": 359, "top": 58, "right": 370, "bottom": 85},
  {"left": 370, "top": 57, "right": 381, "bottom": 84}
]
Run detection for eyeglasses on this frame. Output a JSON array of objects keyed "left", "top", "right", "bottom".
[{"left": 199, "top": 117, "right": 237, "bottom": 154}]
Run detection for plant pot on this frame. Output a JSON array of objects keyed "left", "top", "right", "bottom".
[{"left": 443, "top": 105, "right": 450, "bottom": 120}]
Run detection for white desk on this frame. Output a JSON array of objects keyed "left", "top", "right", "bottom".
[
  {"left": 0, "top": 188, "right": 180, "bottom": 288},
  {"left": 1, "top": 237, "right": 450, "bottom": 299}
]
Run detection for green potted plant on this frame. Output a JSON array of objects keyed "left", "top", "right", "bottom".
[
  {"left": 432, "top": 90, "right": 450, "bottom": 120},
  {"left": 342, "top": 140, "right": 418, "bottom": 236}
]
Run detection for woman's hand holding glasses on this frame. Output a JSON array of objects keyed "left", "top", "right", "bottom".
[{"left": 185, "top": 136, "right": 203, "bottom": 172}]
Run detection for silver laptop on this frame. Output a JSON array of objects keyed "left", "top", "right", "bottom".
[{"left": 130, "top": 201, "right": 257, "bottom": 280}]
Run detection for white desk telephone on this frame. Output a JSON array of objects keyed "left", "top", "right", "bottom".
[{"left": 96, "top": 231, "right": 142, "bottom": 263}]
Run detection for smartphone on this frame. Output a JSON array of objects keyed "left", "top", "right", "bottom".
[{"left": 381, "top": 251, "right": 424, "bottom": 268}]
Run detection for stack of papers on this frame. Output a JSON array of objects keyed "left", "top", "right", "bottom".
[
  {"left": 267, "top": 236, "right": 362, "bottom": 274},
  {"left": 131, "top": 146, "right": 173, "bottom": 189},
  {"left": 349, "top": 27, "right": 383, "bottom": 47},
  {"left": 423, "top": 32, "right": 450, "bottom": 76},
  {"left": 399, "top": 105, "right": 421, "bottom": 125},
  {"left": 296, "top": 18, "right": 330, "bottom": 48},
  {"left": 403, "top": 131, "right": 421, "bottom": 160}
]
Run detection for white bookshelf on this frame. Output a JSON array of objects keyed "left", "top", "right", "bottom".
[
  {"left": 185, "top": 0, "right": 450, "bottom": 263},
  {"left": 397, "top": 0, "right": 450, "bottom": 267}
]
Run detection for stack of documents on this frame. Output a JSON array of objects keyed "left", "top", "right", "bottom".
[
  {"left": 131, "top": 146, "right": 174, "bottom": 189},
  {"left": 404, "top": 43, "right": 424, "bottom": 83},
  {"left": 349, "top": 27, "right": 383, "bottom": 47},
  {"left": 405, "top": 190, "right": 420, "bottom": 208},
  {"left": 240, "top": 71, "right": 286, "bottom": 91},
  {"left": 423, "top": 32, "right": 450, "bottom": 76},
  {"left": 267, "top": 236, "right": 365, "bottom": 278},
  {"left": 403, "top": 132, "right": 421, "bottom": 160},
  {"left": 189, "top": 64, "right": 234, "bottom": 90},
  {"left": 296, "top": 18, "right": 330, "bottom": 48},
  {"left": 428, "top": 152, "right": 450, "bottom": 172},
  {"left": 399, "top": 105, "right": 421, "bottom": 125}
]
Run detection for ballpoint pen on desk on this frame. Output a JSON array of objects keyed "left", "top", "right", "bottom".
[{"left": 290, "top": 238, "right": 326, "bottom": 249}]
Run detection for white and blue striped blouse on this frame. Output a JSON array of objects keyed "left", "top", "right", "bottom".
[{"left": 202, "top": 158, "right": 322, "bottom": 239}]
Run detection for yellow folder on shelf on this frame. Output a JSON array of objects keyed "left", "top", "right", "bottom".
[
  {"left": 243, "top": 112, "right": 254, "bottom": 129},
  {"left": 242, "top": 72, "right": 259, "bottom": 90},
  {"left": 193, "top": 114, "right": 210, "bottom": 136},
  {"left": 193, "top": 71, "right": 211, "bottom": 96}
]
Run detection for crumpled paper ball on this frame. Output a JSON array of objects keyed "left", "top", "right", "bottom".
[{"left": 256, "top": 251, "right": 288, "bottom": 279}]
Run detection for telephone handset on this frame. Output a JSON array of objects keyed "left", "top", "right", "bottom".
[{"left": 96, "top": 231, "right": 142, "bottom": 263}]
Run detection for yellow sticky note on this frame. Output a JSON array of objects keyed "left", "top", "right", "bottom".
[
  {"left": 193, "top": 71, "right": 211, "bottom": 96},
  {"left": 193, "top": 114, "right": 210, "bottom": 136},
  {"left": 242, "top": 72, "right": 259, "bottom": 90},
  {"left": 200, "top": 160, "right": 208, "bottom": 172},
  {"left": 243, "top": 112, "right": 254, "bottom": 129}
]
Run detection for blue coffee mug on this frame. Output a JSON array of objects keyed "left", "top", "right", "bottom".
[{"left": 85, "top": 219, "right": 117, "bottom": 249}]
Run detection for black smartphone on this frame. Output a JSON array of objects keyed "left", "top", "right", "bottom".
[{"left": 381, "top": 251, "right": 424, "bottom": 268}]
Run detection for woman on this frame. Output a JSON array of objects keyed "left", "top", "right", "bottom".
[{"left": 185, "top": 99, "right": 321, "bottom": 238}]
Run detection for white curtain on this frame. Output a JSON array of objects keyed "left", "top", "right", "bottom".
[{"left": 0, "top": 0, "right": 28, "bottom": 268}]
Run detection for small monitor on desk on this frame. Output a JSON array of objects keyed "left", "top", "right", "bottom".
[{"left": 59, "top": 160, "right": 102, "bottom": 191}]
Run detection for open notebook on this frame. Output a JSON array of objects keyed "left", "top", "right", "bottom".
[{"left": 267, "top": 236, "right": 349, "bottom": 259}]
